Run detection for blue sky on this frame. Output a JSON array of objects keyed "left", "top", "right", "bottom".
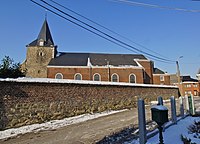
[{"left": 0, "top": 0, "right": 200, "bottom": 78}]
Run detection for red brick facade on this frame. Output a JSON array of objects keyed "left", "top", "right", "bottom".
[
  {"left": 180, "top": 82, "right": 199, "bottom": 96},
  {"left": 153, "top": 74, "right": 170, "bottom": 85},
  {"left": 47, "top": 66, "right": 145, "bottom": 84}
]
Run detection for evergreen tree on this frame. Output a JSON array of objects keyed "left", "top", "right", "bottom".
[{"left": 0, "top": 56, "right": 24, "bottom": 78}]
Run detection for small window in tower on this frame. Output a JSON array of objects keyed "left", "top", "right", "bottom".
[{"left": 39, "top": 52, "right": 45, "bottom": 56}]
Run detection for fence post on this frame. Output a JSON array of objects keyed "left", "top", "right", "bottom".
[
  {"left": 138, "top": 99, "right": 147, "bottom": 144},
  {"left": 188, "top": 95, "right": 195, "bottom": 115},
  {"left": 158, "top": 96, "right": 163, "bottom": 105},
  {"left": 185, "top": 95, "right": 189, "bottom": 114},
  {"left": 170, "top": 96, "right": 177, "bottom": 124},
  {"left": 179, "top": 96, "right": 184, "bottom": 117}
]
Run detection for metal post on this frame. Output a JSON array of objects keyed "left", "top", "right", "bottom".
[
  {"left": 158, "top": 96, "right": 166, "bottom": 132},
  {"left": 170, "top": 96, "right": 177, "bottom": 124},
  {"left": 138, "top": 99, "right": 147, "bottom": 144},
  {"left": 188, "top": 95, "right": 195, "bottom": 115},
  {"left": 176, "top": 56, "right": 183, "bottom": 96},
  {"left": 158, "top": 125, "right": 164, "bottom": 144},
  {"left": 185, "top": 95, "right": 189, "bottom": 113},
  {"left": 179, "top": 96, "right": 184, "bottom": 117},
  {"left": 176, "top": 61, "right": 181, "bottom": 86},
  {"left": 158, "top": 96, "right": 163, "bottom": 105}
]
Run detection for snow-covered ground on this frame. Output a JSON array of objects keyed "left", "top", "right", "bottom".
[
  {"left": 147, "top": 116, "right": 200, "bottom": 144},
  {"left": 0, "top": 109, "right": 126, "bottom": 140},
  {"left": 129, "top": 116, "right": 200, "bottom": 144}
]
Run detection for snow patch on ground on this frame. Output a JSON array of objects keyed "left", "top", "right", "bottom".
[
  {"left": 128, "top": 116, "right": 200, "bottom": 144},
  {"left": 0, "top": 109, "right": 127, "bottom": 140}
]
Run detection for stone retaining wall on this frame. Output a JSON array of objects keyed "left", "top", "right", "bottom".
[{"left": 0, "top": 79, "right": 179, "bottom": 130}]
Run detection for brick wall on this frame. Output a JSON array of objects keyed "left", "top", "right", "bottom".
[
  {"left": 0, "top": 80, "right": 179, "bottom": 130},
  {"left": 136, "top": 60, "right": 154, "bottom": 84}
]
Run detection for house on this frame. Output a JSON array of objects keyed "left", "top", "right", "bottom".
[
  {"left": 170, "top": 74, "right": 200, "bottom": 96},
  {"left": 181, "top": 76, "right": 199, "bottom": 96},
  {"left": 153, "top": 68, "right": 170, "bottom": 85},
  {"left": 22, "top": 19, "right": 169, "bottom": 84}
]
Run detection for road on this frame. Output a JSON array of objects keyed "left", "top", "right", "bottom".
[{"left": 0, "top": 108, "right": 140, "bottom": 144}]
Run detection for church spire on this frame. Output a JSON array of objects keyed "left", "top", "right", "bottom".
[{"left": 27, "top": 19, "right": 54, "bottom": 47}]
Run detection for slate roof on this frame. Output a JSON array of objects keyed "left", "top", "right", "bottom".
[
  {"left": 153, "top": 68, "right": 165, "bottom": 74},
  {"left": 48, "top": 52, "right": 148, "bottom": 67},
  {"left": 27, "top": 20, "right": 54, "bottom": 47},
  {"left": 181, "top": 76, "right": 198, "bottom": 82}
]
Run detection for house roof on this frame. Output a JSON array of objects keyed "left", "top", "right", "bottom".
[
  {"left": 181, "top": 76, "right": 198, "bottom": 82},
  {"left": 153, "top": 68, "right": 165, "bottom": 74},
  {"left": 170, "top": 74, "right": 198, "bottom": 84},
  {"left": 27, "top": 19, "right": 54, "bottom": 47},
  {"left": 48, "top": 52, "right": 148, "bottom": 67}
]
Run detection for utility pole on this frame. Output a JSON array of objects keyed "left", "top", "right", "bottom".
[
  {"left": 176, "top": 61, "right": 181, "bottom": 85},
  {"left": 176, "top": 56, "right": 183, "bottom": 95}
]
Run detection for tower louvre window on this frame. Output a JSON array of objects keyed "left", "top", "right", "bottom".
[
  {"left": 39, "top": 40, "right": 44, "bottom": 46},
  {"left": 40, "top": 41, "right": 43, "bottom": 46}
]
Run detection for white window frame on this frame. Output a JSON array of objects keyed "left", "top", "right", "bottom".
[
  {"left": 160, "top": 75, "right": 164, "bottom": 81},
  {"left": 55, "top": 73, "right": 63, "bottom": 79},
  {"left": 186, "top": 84, "right": 191, "bottom": 88},
  {"left": 93, "top": 73, "right": 101, "bottom": 81},
  {"left": 193, "top": 84, "right": 198, "bottom": 87},
  {"left": 111, "top": 73, "right": 119, "bottom": 82},
  {"left": 74, "top": 73, "right": 82, "bottom": 80},
  {"left": 129, "top": 74, "right": 136, "bottom": 83}
]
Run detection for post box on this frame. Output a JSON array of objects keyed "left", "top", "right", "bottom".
[{"left": 151, "top": 105, "right": 169, "bottom": 125}]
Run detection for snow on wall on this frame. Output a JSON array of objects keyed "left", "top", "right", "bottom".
[{"left": 0, "top": 77, "right": 178, "bottom": 89}]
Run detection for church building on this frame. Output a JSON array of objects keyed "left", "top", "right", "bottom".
[{"left": 22, "top": 19, "right": 167, "bottom": 84}]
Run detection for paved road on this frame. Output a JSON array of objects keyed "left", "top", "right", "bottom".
[
  {"left": 0, "top": 109, "right": 139, "bottom": 144},
  {"left": 1, "top": 97, "right": 199, "bottom": 144}
]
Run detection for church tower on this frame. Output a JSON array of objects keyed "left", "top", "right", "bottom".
[{"left": 22, "top": 19, "right": 57, "bottom": 78}]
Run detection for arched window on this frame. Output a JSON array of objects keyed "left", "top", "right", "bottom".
[
  {"left": 55, "top": 73, "right": 63, "bottom": 79},
  {"left": 129, "top": 74, "right": 136, "bottom": 83},
  {"left": 111, "top": 73, "right": 119, "bottom": 82},
  {"left": 93, "top": 73, "right": 101, "bottom": 81},
  {"left": 74, "top": 73, "right": 82, "bottom": 80}
]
